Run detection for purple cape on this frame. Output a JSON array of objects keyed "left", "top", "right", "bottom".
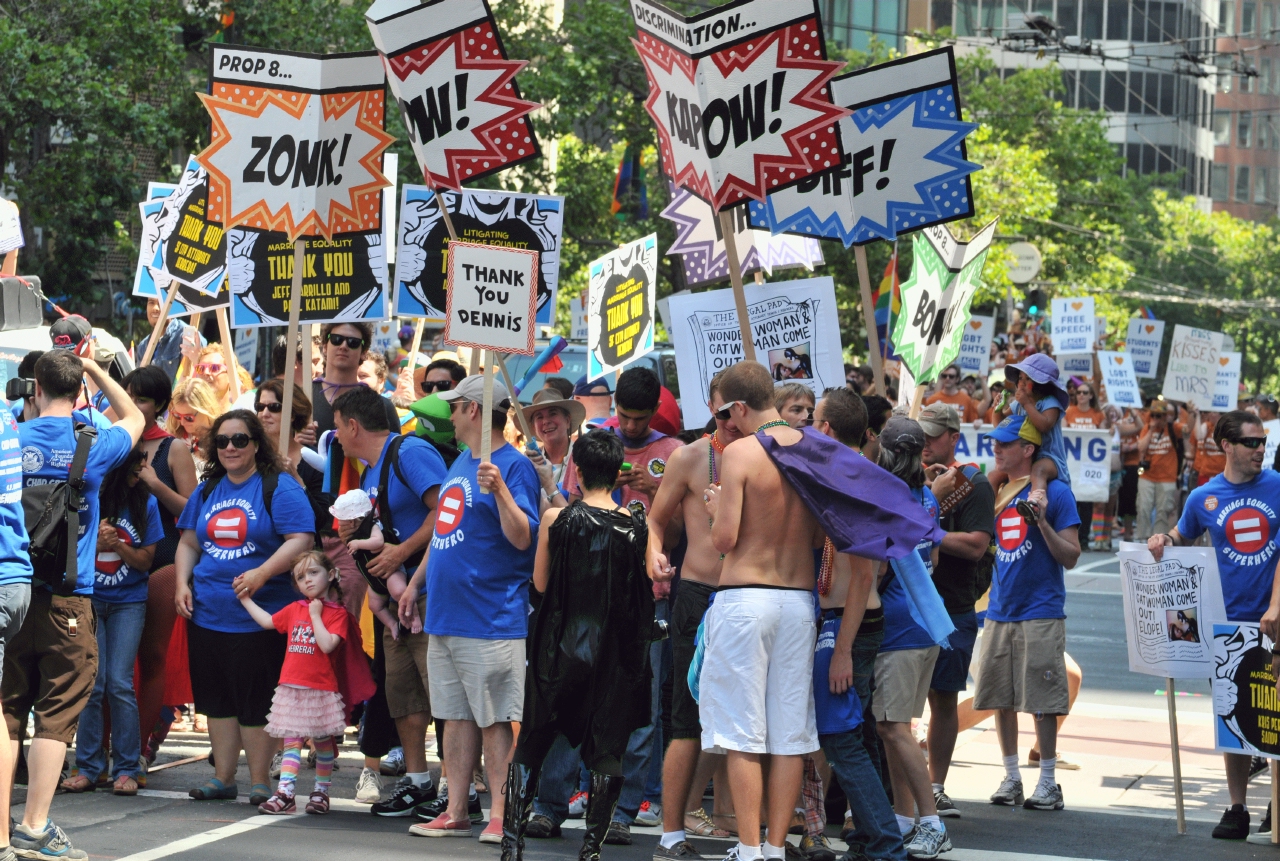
[{"left": 757, "top": 428, "right": 946, "bottom": 561}]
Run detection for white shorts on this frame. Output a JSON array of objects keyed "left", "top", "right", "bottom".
[{"left": 698, "top": 587, "right": 819, "bottom": 756}]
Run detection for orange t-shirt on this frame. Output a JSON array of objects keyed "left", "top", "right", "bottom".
[
  {"left": 924, "top": 389, "right": 978, "bottom": 423},
  {"left": 1064, "top": 406, "right": 1104, "bottom": 429},
  {"left": 1139, "top": 422, "right": 1182, "bottom": 483},
  {"left": 1193, "top": 423, "right": 1226, "bottom": 480}
]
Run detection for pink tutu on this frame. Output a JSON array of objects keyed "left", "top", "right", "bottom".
[{"left": 265, "top": 685, "right": 347, "bottom": 739}]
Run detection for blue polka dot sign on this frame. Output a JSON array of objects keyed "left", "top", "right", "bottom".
[{"left": 745, "top": 48, "right": 979, "bottom": 246}]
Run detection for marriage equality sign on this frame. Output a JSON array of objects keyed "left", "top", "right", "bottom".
[
  {"left": 1117, "top": 543, "right": 1226, "bottom": 679},
  {"left": 631, "top": 0, "right": 848, "bottom": 210},
  {"left": 158, "top": 156, "right": 227, "bottom": 295},
  {"left": 1213, "top": 623, "right": 1280, "bottom": 759},
  {"left": 395, "top": 186, "right": 564, "bottom": 326},
  {"left": 1161, "top": 324, "right": 1222, "bottom": 411},
  {"left": 1051, "top": 296, "right": 1096, "bottom": 355},
  {"left": 443, "top": 242, "right": 539, "bottom": 355},
  {"left": 1125, "top": 318, "right": 1165, "bottom": 378},
  {"left": 747, "top": 48, "right": 980, "bottom": 245},
  {"left": 366, "top": 0, "right": 540, "bottom": 191},
  {"left": 668, "top": 276, "right": 842, "bottom": 429},
  {"left": 587, "top": 234, "right": 658, "bottom": 381}
]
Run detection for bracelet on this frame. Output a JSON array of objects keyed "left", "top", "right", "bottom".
[
  {"left": 1162, "top": 533, "right": 1176, "bottom": 545},
  {"left": 1272, "top": 646, "right": 1280, "bottom": 656}
]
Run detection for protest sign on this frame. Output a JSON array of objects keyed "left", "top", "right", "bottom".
[
  {"left": 952, "top": 423, "right": 1110, "bottom": 502},
  {"left": 1213, "top": 351, "right": 1242, "bottom": 412},
  {"left": 133, "top": 197, "right": 231, "bottom": 316},
  {"left": 890, "top": 219, "right": 997, "bottom": 385},
  {"left": 234, "top": 328, "right": 259, "bottom": 379},
  {"left": 662, "top": 187, "right": 824, "bottom": 287},
  {"left": 443, "top": 241, "right": 538, "bottom": 355},
  {"left": 631, "top": 0, "right": 848, "bottom": 211},
  {"left": 587, "top": 234, "right": 658, "bottom": 380},
  {"left": 0, "top": 199, "right": 22, "bottom": 255},
  {"left": 1125, "top": 318, "right": 1165, "bottom": 378},
  {"left": 1100, "top": 351, "right": 1143, "bottom": 408},
  {"left": 1264, "top": 419, "right": 1280, "bottom": 471},
  {"left": 395, "top": 186, "right": 563, "bottom": 327},
  {"left": 372, "top": 320, "right": 398, "bottom": 356},
  {"left": 1051, "top": 297, "right": 1095, "bottom": 354},
  {"left": 157, "top": 157, "right": 227, "bottom": 295},
  {"left": 1118, "top": 543, "right": 1226, "bottom": 678},
  {"left": 956, "top": 315, "right": 992, "bottom": 377},
  {"left": 1212, "top": 623, "right": 1280, "bottom": 759},
  {"left": 1095, "top": 315, "right": 1107, "bottom": 349},
  {"left": 570, "top": 292, "right": 589, "bottom": 341},
  {"left": 668, "top": 277, "right": 842, "bottom": 429},
  {"left": 1057, "top": 353, "right": 1092, "bottom": 378},
  {"left": 1162, "top": 324, "right": 1222, "bottom": 410},
  {"left": 196, "top": 46, "right": 394, "bottom": 241},
  {"left": 746, "top": 48, "right": 980, "bottom": 245},
  {"left": 367, "top": 0, "right": 540, "bottom": 191}
]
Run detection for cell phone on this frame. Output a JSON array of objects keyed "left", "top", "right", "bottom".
[{"left": 621, "top": 462, "right": 632, "bottom": 471}]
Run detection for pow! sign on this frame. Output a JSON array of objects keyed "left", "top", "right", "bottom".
[
  {"left": 196, "top": 46, "right": 394, "bottom": 242},
  {"left": 367, "top": 0, "right": 541, "bottom": 192},
  {"left": 631, "top": 0, "right": 849, "bottom": 212}
]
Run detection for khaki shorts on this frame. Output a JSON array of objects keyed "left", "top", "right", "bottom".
[
  {"left": 872, "top": 646, "right": 939, "bottom": 723},
  {"left": 427, "top": 635, "right": 524, "bottom": 727},
  {"left": 973, "top": 618, "right": 1069, "bottom": 715},
  {"left": 2, "top": 591, "right": 96, "bottom": 744},
  {"left": 384, "top": 597, "right": 431, "bottom": 720}
]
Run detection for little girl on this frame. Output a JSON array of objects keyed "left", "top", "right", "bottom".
[
  {"left": 329, "top": 489, "right": 416, "bottom": 638},
  {"left": 240, "top": 550, "right": 361, "bottom": 815}
]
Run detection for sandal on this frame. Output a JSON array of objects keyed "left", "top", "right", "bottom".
[
  {"left": 257, "top": 792, "right": 296, "bottom": 815},
  {"left": 304, "top": 790, "right": 330, "bottom": 814},
  {"left": 59, "top": 774, "right": 95, "bottom": 794},
  {"left": 113, "top": 775, "right": 139, "bottom": 796},
  {"left": 189, "top": 777, "right": 238, "bottom": 800},
  {"left": 684, "top": 808, "right": 732, "bottom": 838},
  {"left": 1016, "top": 498, "right": 1042, "bottom": 525},
  {"left": 249, "top": 783, "right": 272, "bottom": 806}
]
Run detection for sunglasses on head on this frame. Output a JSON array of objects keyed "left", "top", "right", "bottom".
[
  {"left": 214, "top": 433, "right": 252, "bottom": 450},
  {"left": 196, "top": 363, "right": 225, "bottom": 376},
  {"left": 714, "top": 401, "right": 743, "bottom": 421},
  {"left": 327, "top": 333, "right": 365, "bottom": 350},
  {"left": 255, "top": 401, "right": 283, "bottom": 414},
  {"left": 1230, "top": 436, "right": 1267, "bottom": 449},
  {"left": 421, "top": 379, "right": 453, "bottom": 393}
]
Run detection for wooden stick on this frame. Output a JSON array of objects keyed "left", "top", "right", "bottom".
[
  {"left": 468, "top": 346, "right": 480, "bottom": 375},
  {"left": 0, "top": 249, "right": 16, "bottom": 277},
  {"left": 855, "top": 245, "right": 886, "bottom": 398},
  {"left": 718, "top": 210, "right": 755, "bottom": 363},
  {"left": 497, "top": 354, "right": 535, "bottom": 444},
  {"left": 479, "top": 353, "right": 495, "bottom": 484},
  {"left": 147, "top": 752, "right": 209, "bottom": 773},
  {"left": 406, "top": 188, "right": 464, "bottom": 384},
  {"left": 908, "top": 383, "right": 926, "bottom": 420},
  {"left": 301, "top": 325, "right": 313, "bottom": 390},
  {"left": 1166, "top": 678, "right": 1186, "bottom": 836},
  {"left": 140, "top": 280, "right": 182, "bottom": 368},
  {"left": 1272, "top": 758, "right": 1278, "bottom": 844},
  {"left": 753, "top": 270, "right": 764, "bottom": 285},
  {"left": 279, "top": 240, "right": 304, "bottom": 454},
  {"left": 215, "top": 308, "right": 241, "bottom": 404}
]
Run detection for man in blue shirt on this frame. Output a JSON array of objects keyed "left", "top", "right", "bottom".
[
  {"left": 136, "top": 298, "right": 204, "bottom": 383},
  {"left": 974, "top": 415, "right": 1080, "bottom": 815},
  {"left": 0, "top": 392, "right": 28, "bottom": 861},
  {"left": 1150, "top": 409, "right": 1280, "bottom": 842},
  {"left": 5, "top": 349, "right": 142, "bottom": 860}
]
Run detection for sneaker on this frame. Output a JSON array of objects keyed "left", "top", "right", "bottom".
[
  {"left": 903, "top": 820, "right": 952, "bottom": 859},
  {"left": 1251, "top": 756, "right": 1269, "bottom": 779},
  {"left": 269, "top": 749, "right": 283, "bottom": 780},
  {"left": 1023, "top": 780, "right": 1064, "bottom": 811},
  {"left": 567, "top": 789, "right": 589, "bottom": 818},
  {"left": 1248, "top": 803, "right": 1273, "bottom": 844},
  {"left": 989, "top": 776, "right": 1024, "bottom": 806},
  {"left": 933, "top": 788, "right": 960, "bottom": 818},
  {"left": 380, "top": 746, "right": 407, "bottom": 776},
  {"left": 1213, "top": 804, "right": 1250, "bottom": 839},
  {"left": 12, "top": 819, "right": 88, "bottom": 860},
  {"left": 354, "top": 767, "right": 383, "bottom": 804},
  {"left": 840, "top": 812, "right": 856, "bottom": 844},
  {"left": 799, "top": 833, "right": 837, "bottom": 861},
  {"left": 414, "top": 788, "right": 483, "bottom": 822},
  {"left": 635, "top": 800, "right": 661, "bottom": 827},
  {"left": 604, "top": 821, "right": 631, "bottom": 845},
  {"left": 257, "top": 792, "right": 296, "bottom": 815},
  {"left": 653, "top": 840, "right": 703, "bottom": 860},
  {"left": 409, "top": 813, "right": 472, "bottom": 837},
  {"left": 478, "top": 818, "right": 503, "bottom": 844},
  {"left": 525, "top": 813, "right": 562, "bottom": 838},
  {"left": 371, "top": 777, "right": 437, "bottom": 817}
]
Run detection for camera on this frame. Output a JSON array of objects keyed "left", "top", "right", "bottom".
[
  {"left": 5, "top": 378, "right": 34, "bottom": 401},
  {"left": 1138, "top": 460, "right": 1151, "bottom": 474}
]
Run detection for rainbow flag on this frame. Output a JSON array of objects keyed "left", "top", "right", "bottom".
[
  {"left": 1140, "top": 306, "right": 1157, "bottom": 320},
  {"left": 871, "top": 245, "right": 900, "bottom": 359},
  {"left": 610, "top": 144, "right": 648, "bottom": 221}
]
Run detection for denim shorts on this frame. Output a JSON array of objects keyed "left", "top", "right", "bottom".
[{"left": 929, "top": 611, "right": 978, "bottom": 693}]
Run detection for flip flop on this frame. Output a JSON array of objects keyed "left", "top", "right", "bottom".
[
  {"left": 59, "top": 774, "right": 95, "bottom": 794},
  {"left": 189, "top": 777, "right": 238, "bottom": 800},
  {"left": 249, "top": 783, "right": 272, "bottom": 806}
]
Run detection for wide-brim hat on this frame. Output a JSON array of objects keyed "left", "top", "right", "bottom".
[{"left": 522, "top": 391, "right": 586, "bottom": 430}]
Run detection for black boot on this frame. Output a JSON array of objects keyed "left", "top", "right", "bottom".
[
  {"left": 500, "top": 762, "right": 538, "bottom": 861},
  {"left": 578, "top": 771, "right": 624, "bottom": 861}
]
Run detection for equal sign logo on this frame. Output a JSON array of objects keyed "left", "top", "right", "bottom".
[
  {"left": 436, "top": 486, "right": 467, "bottom": 536},
  {"left": 996, "top": 508, "right": 1027, "bottom": 552},
  {"left": 1226, "top": 507, "right": 1271, "bottom": 555},
  {"left": 209, "top": 507, "right": 249, "bottom": 548}
]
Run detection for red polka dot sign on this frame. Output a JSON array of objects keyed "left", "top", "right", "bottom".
[{"left": 631, "top": 0, "right": 849, "bottom": 212}]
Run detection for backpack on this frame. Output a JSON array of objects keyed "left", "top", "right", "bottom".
[
  {"left": 936, "top": 464, "right": 995, "bottom": 604},
  {"left": 376, "top": 435, "right": 425, "bottom": 570},
  {"left": 201, "top": 471, "right": 278, "bottom": 510},
  {"left": 22, "top": 424, "right": 97, "bottom": 596}
]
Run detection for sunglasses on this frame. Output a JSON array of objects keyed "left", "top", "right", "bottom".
[
  {"left": 1230, "top": 436, "right": 1267, "bottom": 449},
  {"left": 173, "top": 412, "right": 198, "bottom": 424},
  {"left": 196, "top": 363, "right": 225, "bottom": 376},
  {"left": 714, "top": 401, "right": 743, "bottom": 421},
  {"left": 421, "top": 379, "right": 453, "bottom": 393},
  {"left": 214, "top": 433, "right": 252, "bottom": 450},
  {"left": 255, "top": 401, "right": 283, "bottom": 414},
  {"left": 327, "top": 333, "right": 365, "bottom": 350},
  {"left": 940, "top": 372, "right": 959, "bottom": 380}
]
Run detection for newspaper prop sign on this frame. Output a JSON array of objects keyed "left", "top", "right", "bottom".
[
  {"left": 1100, "top": 351, "right": 1143, "bottom": 408},
  {"left": 395, "top": 186, "right": 563, "bottom": 326},
  {"left": 196, "top": 46, "right": 394, "bottom": 241},
  {"left": 134, "top": 194, "right": 232, "bottom": 316},
  {"left": 1125, "top": 318, "right": 1165, "bottom": 378},
  {"left": 1051, "top": 297, "right": 1095, "bottom": 354},
  {"left": 746, "top": 48, "right": 979, "bottom": 245},
  {"left": 1213, "top": 623, "right": 1280, "bottom": 758},
  {"left": 587, "top": 234, "right": 658, "bottom": 380},
  {"left": 890, "top": 219, "right": 997, "bottom": 385},
  {"left": 1118, "top": 543, "right": 1226, "bottom": 678},
  {"left": 443, "top": 242, "right": 538, "bottom": 354},
  {"left": 158, "top": 156, "right": 227, "bottom": 295},
  {"left": 0, "top": 199, "right": 22, "bottom": 255},
  {"left": 950, "top": 424, "right": 1111, "bottom": 502},
  {"left": 1162, "top": 325, "right": 1222, "bottom": 411},
  {"left": 366, "top": 0, "right": 541, "bottom": 191},
  {"left": 956, "top": 315, "right": 992, "bottom": 377},
  {"left": 661, "top": 187, "right": 823, "bottom": 287},
  {"left": 668, "top": 277, "right": 841, "bottom": 429},
  {"left": 1213, "top": 351, "right": 1242, "bottom": 412},
  {"left": 631, "top": 0, "right": 848, "bottom": 211}
]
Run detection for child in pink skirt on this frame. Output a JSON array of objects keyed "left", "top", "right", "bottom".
[{"left": 240, "top": 550, "right": 357, "bottom": 815}]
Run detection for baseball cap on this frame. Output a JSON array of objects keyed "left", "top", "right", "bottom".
[
  {"left": 50, "top": 315, "right": 91, "bottom": 351},
  {"left": 574, "top": 375, "right": 612, "bottom": 397},
  {"left": 436, "top": 374, "right": 512, "bottom": 410},
  {"left": 879, "top": 416, "right": 927, "bottom": 454},
  {"left": 987, "top": 414, "right": 1043, "bottom": 445},
  {"left": 917, "top": 403, "right": 960, "bottom": 437}
]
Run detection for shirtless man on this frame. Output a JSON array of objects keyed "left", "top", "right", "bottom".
[
  {"left": 648, "top": 374, "right": 742, "bottom": 861},
  {"left": 696, "top": 361, "right": 825, "bottom": 861}
]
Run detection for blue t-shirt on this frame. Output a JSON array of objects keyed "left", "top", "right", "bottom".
[
  {"left": 988, "top": 480, "right": 1079, "bottom": 622},
  {"left": 814, "top": 615, "right": 864, "bottom": 735},
  {"left": 881, "top": 485, "right": 941, "bottom": 652},
  {"left": 95, "top": 496, "right": 164, "bottom": 604},
  {"left": 424, "top": 444, "right": 540, "bottom": 639},
  {"left": 19, "top": 418, "right": 134, "bottom": 595},
  {"left": 177, "top": 471, "right": 316, "bottom": 633},
  {"left": 360, "top": 434, "right": 448, "bottom": 549},
  {"left": 1178, "top": 470, "right": 1280, "bottom": 622},
  {"left": 1013, "top": 396, "right": 1069, "bottom": 487},
  {"left": 0, "top": 403, "right": 30, "bottom": 588}
]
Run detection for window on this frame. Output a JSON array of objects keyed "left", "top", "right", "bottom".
[
  {"left": 1214, "top": 110, "right": 1232, "bottom": 144},
  {"left": 1105, "top": 71, "right": 1128, "bottom": 111},
  {"left": 1107, "top": 0, "right": 1128, "bottom": 37},
  {"left": 1159, "top": 73, "right": 1175, "bottom": 114},
  {"left": 1062, "top": 70, "right": 1079, "bottom": 106},
  {"left": 1145, "top": 72, "right": 1159, "bottom": 114},
  {"left": 1221, "top": 0, "right": 1236, "bottom": 32},
  {"left": 1264, "top": 58, "right": 1272, "bottom": 94},
  {"left": 1237, "top": 165, "right": 1252, "bottom": 200},
  {"left": 1084, "top": 0, "right": 1105, "bottom": 36},
  {"left": 1212, "top": 163, "right": 1230, "bottom": 199},
  {"left": 1240, "top": 110, "right": 1254, "bottom": 146},
  {"left": 1243, "top": 72, "right": 1255, "bottom": 94},
  {"left": 1126, "top": 143, "right": 1141, "bottom": 174},
  {"left": 1081, "top": 70, "right": 1102, "bottom": 109},
  {"left": 1256, "top": 166, "right": 1270, "bottom": 203},
  {"left": 931, "top": 0, "right": 953, "bottom": 29},
  {"left": 1244, "top": 0, "right": 1258, "bottom": 30},
  {"left": 1060, "top": 0, "right": 1079, "bottom": 34},
  {"left": 955, "top": 0, "right": 978, "bottom": 34},
  {"left": 1218, "top": 70, "right": 1233, "bottom": 93}
]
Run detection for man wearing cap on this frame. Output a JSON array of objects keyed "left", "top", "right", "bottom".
[
  {"left": 523, "top": 390, "right": 585, "bottom": 511},
  {"left": 976, "top": 414, "right": 1080, "bottom": 814},
  {"left": 918, "top": 403, "right": 995, "bottom": 819},
  {"left": 1134, "top": 400, "right": 1182, "bottom": 540},
  {"left": 411, "top": 375, "right": 541, "bottom": 843},
  {"left": 923, "top": 364, "right": 978, "bottom": 423},
  {"left": 574, "top": 377, "right": 614, "bottom": 427}
]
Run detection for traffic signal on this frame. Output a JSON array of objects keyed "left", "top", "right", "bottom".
[{"left": 1024, "top": 288, "right": 1047, "bottom": 318}]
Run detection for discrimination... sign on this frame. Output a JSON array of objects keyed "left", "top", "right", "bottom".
[
  {"left": 956, "top": 315, "right": 993, "bottom": 378},
  {"left": 668, "top": 276, "right": 842, "bottom": 429},
  {"left": 443, "top": 242, "right": 539, "bottom": 355},
  {"left": 1118, "top": 543, "right": 1226, "bottom": 679},
  {"left": 587, "top": 234, "right": 658, "bottom": 381},
  {"left": 1213, "top": 623, "right": 1280, "bottom": 759}
]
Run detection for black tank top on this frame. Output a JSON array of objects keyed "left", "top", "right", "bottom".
[{"left": 151, "top": 436, "right": 181, "bottom": 571}]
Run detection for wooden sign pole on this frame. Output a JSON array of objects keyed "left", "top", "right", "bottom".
[
  {"left": 279, "top": 241, "right": 304, "bottom": 454},
  {"left": 1166, "top": 679, "right": 1186, "bottom": 836},
  {"left": 717, "top": 210, "right": 756, "bottom": 363},
  {"left": 496, "top": 354, "right": 535, "bottom": 444},
  {"left": 908, "top": 384, "right": 926, "bottom": 420},
  {"left": 140, "top": 280, "right": 182, "bottom": 368},
  {"left": 215, "top": 307, "right": 241, "bottom": 404},
  {"left": 406, "top": 188, "right": 464, "bottom": 383},
  {"left": 855, "top": 245, "right": 886, "bottom": 397},
  {"left": 479, "top": 351, "right": 495, "bottom": 487}
]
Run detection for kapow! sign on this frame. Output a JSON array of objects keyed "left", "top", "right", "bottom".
[
  {"left": 631, "top": 0, "right": 848, "bottom": 211},
  {"left": 367, "top": 0, "right": 540, "bottom": 191},
  {"left": 748, "top": 49, "right": 979, "bottom": 245},
  {"left": 587, "top": 234, "right": 658, "bottom": 381},
  {"left": 196, "top": 46, "right": 394, "bottom": 241}
]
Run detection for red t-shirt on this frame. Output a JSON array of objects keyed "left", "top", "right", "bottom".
[{"left": 271, "top": 600, "right": 350, "bottom": 693}]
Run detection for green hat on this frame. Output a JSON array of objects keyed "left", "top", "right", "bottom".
[{"left": 410, "top": 393, "right": 455, "bottom": 445}]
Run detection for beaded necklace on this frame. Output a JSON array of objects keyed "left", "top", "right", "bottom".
[
  {"left": 707, "top": 434, "right": 725, "bottom": 560},
  {"left": 756, "top": 419, "right": 791, "bottom": 434},
  {"left": 818, "top": 537, "right": 835, "bottom": 596}
]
